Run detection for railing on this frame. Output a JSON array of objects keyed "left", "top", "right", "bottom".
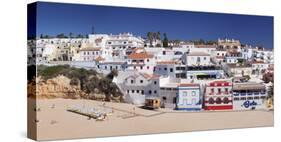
[{"left": 233, "top": 92, "right": 266, "bottom": 96}]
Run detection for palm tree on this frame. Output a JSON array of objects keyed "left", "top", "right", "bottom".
[
  {"left": 163, "top": 33, "right": 168, "bottom": 47},
  {"left": 147, "top": 32, "right": 153, "bottom": 47},
  {"left": 152, "top": 32, "right": 157, "bottom": 43},
  {"left": 156, "top": 31, "right": 161, "bottom": 40},
  {"left": 69, "top": 32, "right": 73, "bottom": 39}
]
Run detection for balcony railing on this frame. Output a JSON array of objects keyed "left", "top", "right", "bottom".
[{"left": 233, "top": 92, "right": 266, "bottom": 96}]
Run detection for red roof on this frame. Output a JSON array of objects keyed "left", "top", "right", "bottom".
[
  {"left": 141, "top": 73, "right": 160, "bottom": 79},
  {"left": 128, "top": 52, "right": 153, "bottom": 59},
  {"left": 95, "top": 56, "right": 105, "bottom": 61}
]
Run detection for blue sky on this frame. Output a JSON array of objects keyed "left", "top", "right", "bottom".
[{"left": 33, "top": 2, "right": 273, "bottom": 48}]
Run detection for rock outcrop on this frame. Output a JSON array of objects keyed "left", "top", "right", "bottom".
[{"left": 31, "top": 75, "right": 85, "bottom": 99}]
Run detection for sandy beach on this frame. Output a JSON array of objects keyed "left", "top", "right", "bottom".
[{"left": 28, "top": 98, "right": 274, "bottom": 141}]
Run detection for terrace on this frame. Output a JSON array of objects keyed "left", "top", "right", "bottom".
[{"left": 187, "top": 65, "right": 222, "bottom": 71}]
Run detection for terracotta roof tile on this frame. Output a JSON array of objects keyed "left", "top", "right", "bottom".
[
  {"left": 95, "top": 56, "right": 105, "bottom": 61},
  {"left": 128, "top": 52, "right": 153, "bottom": 59}
]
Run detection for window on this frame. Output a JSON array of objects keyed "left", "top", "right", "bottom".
[
  {"left": 163, "top": 51, "right": 166, "bottom": 55},
  {"left": 223, "top": 97, "right": 229, "bottom": 104},
  {"left": 147, "top": 66, "right": 150, "bottom": 69},
  {"left": 225, "top": 88, "right": 229, "bottom": 93},
  {"left": 217, "top": 53, "right": 219, "bottom": 56},
  {"left": 140, "top": 80, "right": 143, "bottom": 83},
  {"left": 247, "top": 97, "right": 253, "bottom": 100},
  {"left": 218, "top": 88, "right": 221, "bottom": 94},
  {"left": 127, "top": 90, "right": 129, "bottom": 93},
  {"left": 154, "top": 81, "right": 157, "bottom": 85},
  {"left": 131, "top": 80, "right": 134, "bottom": 84},
  {"left": 164, "top": 68, "right": 167, "bottom": 71},
  {"left": 183, "top": 99, "right": 188, "bottom": 105},
  {"left": 141, "top": 90, "right": 144, "bottom": 95},
  {"left": 149, "top": 90, "right": 152, "bottom": 94},
  {"left": 211, "top": 88, "right": 214, "bottom": 94},
  {"left": 183, "top": 92, "right": 187, "bottom": 97},
  {"left": 136, "top": 90, "right": 139, "bottom": 93},
  {"left": 170, "top": 68, "right": 173, "bottom": 72},
  {"left": 173, "top": 97, "right": 177, "bottom": 104},
  {"left": 147, "top": 59, "right": 150, "bottom": 62},
  {"left": 234, "top": 97, "right": 239, "bottom": 101},
  {"left": 132, "top": 90, "right": 135, "bottom": 93},
  {"left": 192, "top": 91, "right": 196, "bottom": 96},
  {"left": 209, "top": 98, "right": 215, "bottom": 104},
  {"left": 216, "top": 98, "right": 222, "bottom": 104},
  {"left": 241, "top": 97, "right": 246, "bottom": 100},
  {"left": 140, "top": 66, "right": 143, "bottom": 70},
  {"left": 204, "top": 57, "right": 207, "bottom": 60},
  {"left": 154, "top": 90, "right": 157, "bottom": 94}
]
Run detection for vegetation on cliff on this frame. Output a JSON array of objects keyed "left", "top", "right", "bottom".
[{"left": 37, "top": 65, "right": 123, "bottom": 102}]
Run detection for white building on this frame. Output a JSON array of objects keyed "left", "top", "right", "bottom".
[
  {"left": 88, "top": 33, "right": 144, "bottom": 49},
  {"left": 176, "top": 83, "right": 202, "bottom": 111},
  {"left": 232, "top": 82, "right": 267, "bottom": 110},
  {"left": 79, "top": 47, "right": 102, "bottom": 61},
  {"left": 118, "top": 72, "right": 160, "bottom": 105},
  {"left": 191, "top": 44, "right": 217, "bottom": 55},
  {"left": 79, "top": 46, "right": 112, "bottom": 61},
  {"left": 212, "top": 49, "right": 227, "bottom": 65},
  {"left": 225, "top": 50, "right": 243, "bottom": 64},
  {"left": 223, "top": 63, "right": 252, "bottom": 77},
  {"left": 126, "top": 50, "right": 156, "bottom": 74},
  {"left": 251, "top": 60, "right": 269, "bottom": 77},
  {"left": 218, "top": 38, "right": 241, "bottom": 50},
  {"left": 183, "top": 52, "right": 211, "bottom": 66}
]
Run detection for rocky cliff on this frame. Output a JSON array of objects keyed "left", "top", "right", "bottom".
[{"left": 28, "top": 75, "right": 85, "bottom": 99}]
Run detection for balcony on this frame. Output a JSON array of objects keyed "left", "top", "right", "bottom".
[{"left": 233, "top": 92, "right": 266, "bottom": 96}]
